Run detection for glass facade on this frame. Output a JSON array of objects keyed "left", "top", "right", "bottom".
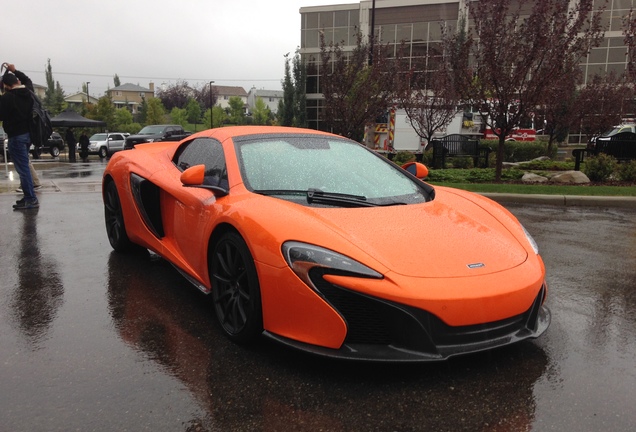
[{"left": 300, "top": 0, "right": 633, "bottom": 138}]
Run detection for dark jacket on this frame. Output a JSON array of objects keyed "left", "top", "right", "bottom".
[{"left": 0, "top": 70, "right": 34, "bottom": 138}]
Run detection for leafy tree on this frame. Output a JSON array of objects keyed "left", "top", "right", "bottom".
[
  {"left": 145, "top": 98, "right": 166, "bottom": 125},
  {"left": 113, "top": 108, "right": 134, "bottom": 131},
  {"left": 228, "top": 96, "right": 246, "bottom": 125},
  {"left": 93, "top": 95, "right": 116, "bottom": 128},
  {"left": 203, "top": 106, "right": 227, "bottom": 129},
  {"left": 395, "top": 41, "right": 462, "bottom": 149},
  {"left": 170, "top": 107, "right": 188, "bottom": 128},
  {"left": 319, "top": 32, "right": 397, "bottom": 141},
  {"left": 292, "top": 51, "right": 308, "bottom": 127},
  {"left": 281, "top": 54, "right": 295, "bottom": 126},
  {"left": 157, "top": 80, "right": 192, "bottom": 110},
  {"left": 535, "top": 57, "right": 580, "bottom": 152},
  {"left": 114, "top": 74, "right": 121, "bottom": 87},
  {"left": 570, "top": 72, "right": 632, "bottom": 140},
  {"left": 43, "top": 59, "right": 66, "bottom": 114},
  {"left": 446, "top": 0, "right": 605, "bottom": 181},
  {"left": 252, "top": 97, "right": 272, "bottom": 125},
  {"left": 185, "top": 98, "right": 202, "bottom": 130}
]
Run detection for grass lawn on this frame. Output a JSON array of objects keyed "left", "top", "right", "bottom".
[{"left": 429, "top": 182, "right": 636, "bottom": 196}]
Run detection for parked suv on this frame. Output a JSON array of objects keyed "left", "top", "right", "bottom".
[
  {"left": 31, "top": 132, "right": 65, "bottom": 158},
  {"left": 88, "top": 132, "right": 129, "bottom": 158}
]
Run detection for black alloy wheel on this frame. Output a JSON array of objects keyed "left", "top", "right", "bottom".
[
  {"left": 104, "top": 180, "right": 135, "bottom": 252},
  {"left": 210, "top": 232, "right": 263, "bottom": 343}
]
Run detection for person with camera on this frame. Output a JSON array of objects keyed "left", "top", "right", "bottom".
[{"left": 0, "top": 62, "right": 38, "bottom": 209}]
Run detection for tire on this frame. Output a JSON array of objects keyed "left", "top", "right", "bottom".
[
  {"left": 99, "top": 146, "right": 108, "bottom": 159},
  {"left": 210, "top": 232, "right": 263, "bottom": 343},
  {"left": 104, "top": 180, "right": 136, "bottom": 252},
  {"left": 50, "top": 146, "right": 60, "bottom": 158}
]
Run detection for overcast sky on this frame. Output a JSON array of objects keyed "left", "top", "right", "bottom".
[{"left": 3, "top": 0, "right": 348, "bottom": 96}]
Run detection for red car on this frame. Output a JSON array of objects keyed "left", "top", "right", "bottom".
[{"left": 103, "top": 126, "right": 549, "bottom": 361}]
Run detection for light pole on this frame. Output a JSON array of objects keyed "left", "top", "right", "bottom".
[
  {"left": 209, "top": 81, "right": 215, "bottom": 129},
  {"left": 86, "top": 82, "right": 90, "bottom": 103}
]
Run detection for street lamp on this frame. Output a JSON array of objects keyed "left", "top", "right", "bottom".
[
  {"left": 86, "top": 82, "right": 90, "bottom": 103},
  {"left": 209, "top": 81, "right": 215, "bottom": 129}
]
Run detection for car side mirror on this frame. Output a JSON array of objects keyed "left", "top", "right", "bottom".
[
  {"left": 181, "top": 164, "right": 205, "bottom": 186},
  {"left": 401, "top": 162, "right": 429, "bottom": 179}
]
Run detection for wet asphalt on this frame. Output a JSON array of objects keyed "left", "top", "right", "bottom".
[{"left": 0, "top": 158, "right": 635, "bottom": 431}]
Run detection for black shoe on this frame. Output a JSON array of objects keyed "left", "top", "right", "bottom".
[
  {"left": 14, "top": 197, "right": 25, "bottom": 206},
  {"left": 13, "top": 199, "right": 39, "bottom": 210}
]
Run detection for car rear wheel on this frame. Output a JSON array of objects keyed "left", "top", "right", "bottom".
[
  {"left": 50, "top": 146, "right": 60, "bottom": 158},
  {"left": 210, "top": 232, "right": 263, "bottom": 343},
  {"left": 104, "top": 180, "right": 136, "bottom": 252}
]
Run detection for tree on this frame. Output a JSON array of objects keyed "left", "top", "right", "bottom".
[
  {"left": 186, "top": 98, "right": 202, "bottom": 129},
  {"left": 114, "top": 74, "right": 121, "bottom": 87},
  {"left": 320, "top": 32, "right": 397, "bottom": 141},
  {"left": 228, "top": 96, "right": 246, "bottom": 125},
  {"left": 145, "top": 98, "right": 166, "bottom": 125},
  {"left": 43, "top": 59, "right": 66, "bottom": 115},
  {"left": 446, "top": 0, "right": 605, "bottom": 181},
  {"left": 93, "top": 96, "right": 116, "bottom": 129},
  {"left": 113, "top": 108, "right": 136, "bottom": 133},
  {"left": 252, "top": 97, "right": 272, "bottom": 125},
  {"left": 170, "top": 107, "right": 188, "bottom": 128},
  {"left": 395, "top": 42, "right": 462, "bottom": 148},
  {"left": 157, "top": 80, "right": 192, "bottom": 110},
  {"left": 570, "top": 72, "right": 632, "bottom": 140},
  {"left": 292, "top": 50, "right": 308, "bottom": 127},
  {"left": 204, "top": 105, "right": 227, "bottom": 129},
  {"left": 281, "top": 53, "right": 295, "bottom": 126}
]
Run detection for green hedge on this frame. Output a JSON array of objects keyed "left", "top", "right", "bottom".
[{"left": 481, "top": 139, "right": 557, "bottom": 162}]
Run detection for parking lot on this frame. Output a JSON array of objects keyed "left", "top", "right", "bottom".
[{"left": 0, "top": 160, "right": 635, "bottom": 431}]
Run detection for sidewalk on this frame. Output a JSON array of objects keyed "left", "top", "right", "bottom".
[{"left": 2, "top": 158, "right": 635, "bottom": 209}]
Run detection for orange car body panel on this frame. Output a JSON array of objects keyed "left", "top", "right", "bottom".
[{"left": 104, "top": 126, "right": 547, "bottom": 351}]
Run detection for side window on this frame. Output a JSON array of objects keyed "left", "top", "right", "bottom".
[{"left": 174, "top": 138, "right": 228, "bottom": 189}]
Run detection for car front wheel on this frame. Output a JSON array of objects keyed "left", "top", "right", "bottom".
[
  {"left": 98, "top": 147, "right": 108, "bottom": 159},
  {"left": 210, "top": 232, "right": 263, "bottom": 343},
  {"left": 50, "top": 146, "right": 60, "bottom": 158},
  {"left": 104, "top": 180, "right": 136, "bottom": 252}
]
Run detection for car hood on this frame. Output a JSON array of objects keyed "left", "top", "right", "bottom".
[{"left": 253, "top": 188, "right": 529, "bottom": 279}]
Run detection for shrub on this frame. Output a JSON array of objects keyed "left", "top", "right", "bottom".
[
  {"left": 517, "top": 160, "right": 575, "bottom": 171},
  {"left": 450, "top": 156, "right": 474, "bottom": 169},
  {"left": 583, "top": 154, "right": 617, "bottom": 182},
  {"left": 392, "top": 150, "right": 416, "bottom": 166},
  {"left": 617, "top": 160, "right": 636, "bottom": 182},
  {"left": 480, "top": 139, "right": 557, "bottom": 162}
]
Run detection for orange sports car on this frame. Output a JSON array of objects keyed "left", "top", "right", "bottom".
[{"left": 103, "top": 126, "right": 550, "bottom": 361}]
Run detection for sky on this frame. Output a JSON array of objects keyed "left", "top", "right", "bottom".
[{"left": 3, "top": 0, "right": 350, "bottom": 97}]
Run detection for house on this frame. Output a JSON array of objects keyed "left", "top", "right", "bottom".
[
  {"left": 213, "top": 85, "right": 248, "bottom": 110},
  {"left": 107, "top": 83, "right": 155, "bottom": 114},
  {"left": 65, "top": 92, "right": 100, "bottom": 110},
  {"left": 247, "top": 87, "right": 283, "bottom": 114}
]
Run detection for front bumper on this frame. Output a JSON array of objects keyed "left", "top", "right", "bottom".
[{"left": 264, "top": 282, "right": 550, "bottom": 362}]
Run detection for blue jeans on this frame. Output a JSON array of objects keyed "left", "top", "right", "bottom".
[{"left": 8, "top": 133, "right": 36, "bottom": 201}]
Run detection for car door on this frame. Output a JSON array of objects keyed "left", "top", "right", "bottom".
[
  {"left": 108, "top": 134, "right": 126, "bottom": 153},
  {"left": 167, "top": 138, "right": 229, "bottom": 276}
]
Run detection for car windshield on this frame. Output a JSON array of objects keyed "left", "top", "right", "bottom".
[
  {"left": 234, "top": 134, "right": 433, "bottom": 206},
  {"left": 138, "top": 126, "right": 166, "bottom": 135},
  {"left": 90, "top": 133, "right": 108, "bottom": 141}
]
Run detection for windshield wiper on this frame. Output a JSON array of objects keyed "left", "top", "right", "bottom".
[{"left": 306, "top": 189, "right": 378, "bottom": 207}]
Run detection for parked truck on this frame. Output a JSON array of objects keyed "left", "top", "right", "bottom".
[{"left": 124, "top": 125, "right": 192, "bottom": 150}]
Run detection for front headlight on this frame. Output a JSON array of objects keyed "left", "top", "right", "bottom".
[
  {"left": 522, "top": 225, "right": 539, "bottom": 254},
  {"left": 282, "top": 241, "right": 382, "bottom": 289}
]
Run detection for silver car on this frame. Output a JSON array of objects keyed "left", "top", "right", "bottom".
[{"left": 88, "top": 133, "right": 129, "bottom": 158}]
